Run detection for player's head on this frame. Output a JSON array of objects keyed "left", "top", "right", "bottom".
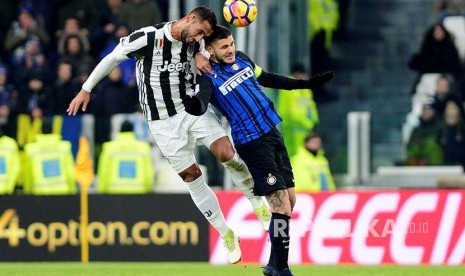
[
  {"left": 181, "top": 6, "right": 217, "bottom": 44},
  {"left": 204, "top": 25, "right": 235, "bottom": 64}
]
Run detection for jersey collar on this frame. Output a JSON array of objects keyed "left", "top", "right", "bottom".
[{"left": 163, "top": 22, "right": 177, "bottom": 42}]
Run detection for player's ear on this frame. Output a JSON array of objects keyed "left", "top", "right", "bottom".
[
  {"left": 186, "top": 13, "right": 195, "bottom": 23},
  {"left": 206, "top": 45, "right": 214, "bottom": 55}
]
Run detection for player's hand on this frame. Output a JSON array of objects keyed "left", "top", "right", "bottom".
[
  {"left": 67, "top": 89, "right": 91, "bottom": 116},
  {"left": 306, "top": 71, "right": 335, "bottom": 89},
  {"left": 194, "top": 53, "right": 213, "bottom": 76},
  {"left": 183, "top": 96, "right": 203, "bottom": 116}
]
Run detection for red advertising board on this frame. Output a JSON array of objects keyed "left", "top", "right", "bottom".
[{"left": 210, "top": 190, "right": 465, "bottom": 265}]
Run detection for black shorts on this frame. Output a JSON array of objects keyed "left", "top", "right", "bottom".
[{"left": 235, "top": 128, "right": 295, "bottom": 196}]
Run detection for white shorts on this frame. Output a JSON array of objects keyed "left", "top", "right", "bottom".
[{"left": 147, "top": 108, "right": 227, "bottom": 173}]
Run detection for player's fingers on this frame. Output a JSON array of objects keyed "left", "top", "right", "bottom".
[
  {"left": 67, "top": 100, "right": 76, "bottom": 115},
  {"left": 82, "top": 99, "right": 89, "bottom": 112},
  {"left": 204, "top": 64, "right": 213, "bottom": 74},
  {"left": 196, "top": 68, "right": 203, "bottom": 76},
  {"left": 71, "top": 99, "right": 83, "bottom": 116}
]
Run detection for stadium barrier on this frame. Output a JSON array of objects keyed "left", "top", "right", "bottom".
[
  {"left": 4, "top": 190, "right": 464, "bottom": 264},
  {"left": 211, "top": 190, "right": 465, "bottom": 265},
  {"left": 0, "top": 194, "right": 208, "bottom": 261}
]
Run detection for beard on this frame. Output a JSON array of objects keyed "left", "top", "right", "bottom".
[
  {"left": 180, "top": 28, "right": 194, "bottom": 44},
  {"left": 221, "top": 53, "right": 235, "bottom": 64}
]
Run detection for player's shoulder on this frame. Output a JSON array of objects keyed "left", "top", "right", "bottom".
[
  {"left": 235, "top": 51, "right": 254, "bottom": 67},
  {"left": 128, "top": 23, "right": 166, "bottom": 38},
  {"left": 235, "top": 51, "right": 248, "bottom": 60},
  {"left": 123, "top": 24, "right": 165, "bottom": 46}
]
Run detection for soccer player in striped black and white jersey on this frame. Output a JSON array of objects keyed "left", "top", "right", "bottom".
[{"left": 67, "top": 6, "right": 272, "bottom": 264}]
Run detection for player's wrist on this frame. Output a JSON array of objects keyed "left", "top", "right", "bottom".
[
  {"left": 82, "top": 83, "right": 93, "bottom": 93},
  {"left": 81, "top": 88, "right": 92, "bottom": 93}
]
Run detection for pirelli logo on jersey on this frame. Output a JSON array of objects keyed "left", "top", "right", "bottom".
[
  {"left": 219, "top": 67, "right": 254, "bottom": 95},
  {"left": 156, "top": 61, "right": 190, "bottom": 73}
]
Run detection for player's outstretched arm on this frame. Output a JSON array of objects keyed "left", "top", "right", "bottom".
[
  {"left": 67, "top": 90, "right": 91, "bottom": 116},
  {"left": 257, "top": 70, "right": 335, "bottom": 90},
  {"left": 307, "top": 71, "right": 335, "bottom": 89},
  {"left": 66, "top": 45, "right": 124, "bottom": 115}
]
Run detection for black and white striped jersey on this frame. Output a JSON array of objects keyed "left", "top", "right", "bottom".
[{"left": 115, "top": 22, "right": 197, "bottom": 121}]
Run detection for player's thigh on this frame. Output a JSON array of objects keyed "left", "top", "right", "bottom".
[
  {"left": 236, "top": 136, "right": 286, "bottom": 196},
  {"left": 274, "top": 131, "right": 295, "bottom": 189},
  {"left": 191, "top": 108, "right": 228, "bottom": 149},
  {"left": 146, "top": 115, "right": 196, "bottom": 173}
]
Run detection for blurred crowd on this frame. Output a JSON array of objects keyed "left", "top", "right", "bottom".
[
  {"left": 403, "top": 0, "right": 465, "bottom": 168},
  {"left": 0, "top": 0, "right": 346, "bottom": 194},
  {"left": 0, "top": 0, "right": 172, "bottom": 139},
  {"left": 0, "top": 0, "right": 170, "bottom": 194}
]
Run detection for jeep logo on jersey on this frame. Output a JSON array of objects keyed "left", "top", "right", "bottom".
[
  {"left": 156, "top": 61, "right": 190, "bottom": 72},
  {"left": 219, "top": 67, "right": 254, "bottom": 95}
]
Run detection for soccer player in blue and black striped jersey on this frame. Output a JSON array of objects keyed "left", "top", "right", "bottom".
[{"left": 185, "top": 25, "right": 334, "bottom": 276}]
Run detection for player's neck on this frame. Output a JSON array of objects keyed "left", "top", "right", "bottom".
[{"left": 171, "top": 19, "right": 185, "bottom": 40}]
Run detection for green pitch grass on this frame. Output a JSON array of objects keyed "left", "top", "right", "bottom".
[{"left": 1, "top": 262, "right": 465, "bottom": 275}]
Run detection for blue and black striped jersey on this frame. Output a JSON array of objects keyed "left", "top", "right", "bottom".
[{"left": 205, "top": 51, "right": 282, "bottom": 145}]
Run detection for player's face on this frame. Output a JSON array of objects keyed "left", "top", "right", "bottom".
[
  {"left": 209, "top": 35, "right": 236, "bottom": 64},
  {"left": 181, "top": 19, "right": 213, "bottom": 45}
]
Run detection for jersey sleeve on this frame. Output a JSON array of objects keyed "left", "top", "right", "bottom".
[
  {"left": 236, "top": 51, "right": 263, "bottom": 77},
  {"left": 235, "top": 51, "right": 310, "bottom": 90},
  {"left": 81, "top": 27, "right": 158, "bottom": 92},
  {"left": 117, "top": 26, "right": 157, "bottom": 60},
  {"left": 195, "top": 40, "right": 210, "bottom": 58}
]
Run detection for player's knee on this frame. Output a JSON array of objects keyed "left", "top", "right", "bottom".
[
  {"left": 179, "top": 164, "right": 202, "bottom": 182},
  {"left": 211, "top": 137, "right": 235, "bottom": 163},
  {"left": 219, "top": 148, "right": 235, "bottom": 163}
]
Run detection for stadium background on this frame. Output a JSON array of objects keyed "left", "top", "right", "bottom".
[{"left": 2, "top": 0, "right": 465, "bottom": 272}]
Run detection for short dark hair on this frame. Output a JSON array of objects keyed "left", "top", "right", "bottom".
[
  {"left": 190, "top": 6, "right": 217, "bottom": 28},
  {"left": 120, "top": 120, "right": 134, "bottom": 132},
  {"left": 42, "top": 120, "right": 53, "bottom": 134},
  {"left": 204, "top": 25, "right": 232, "bottom": 46}
]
